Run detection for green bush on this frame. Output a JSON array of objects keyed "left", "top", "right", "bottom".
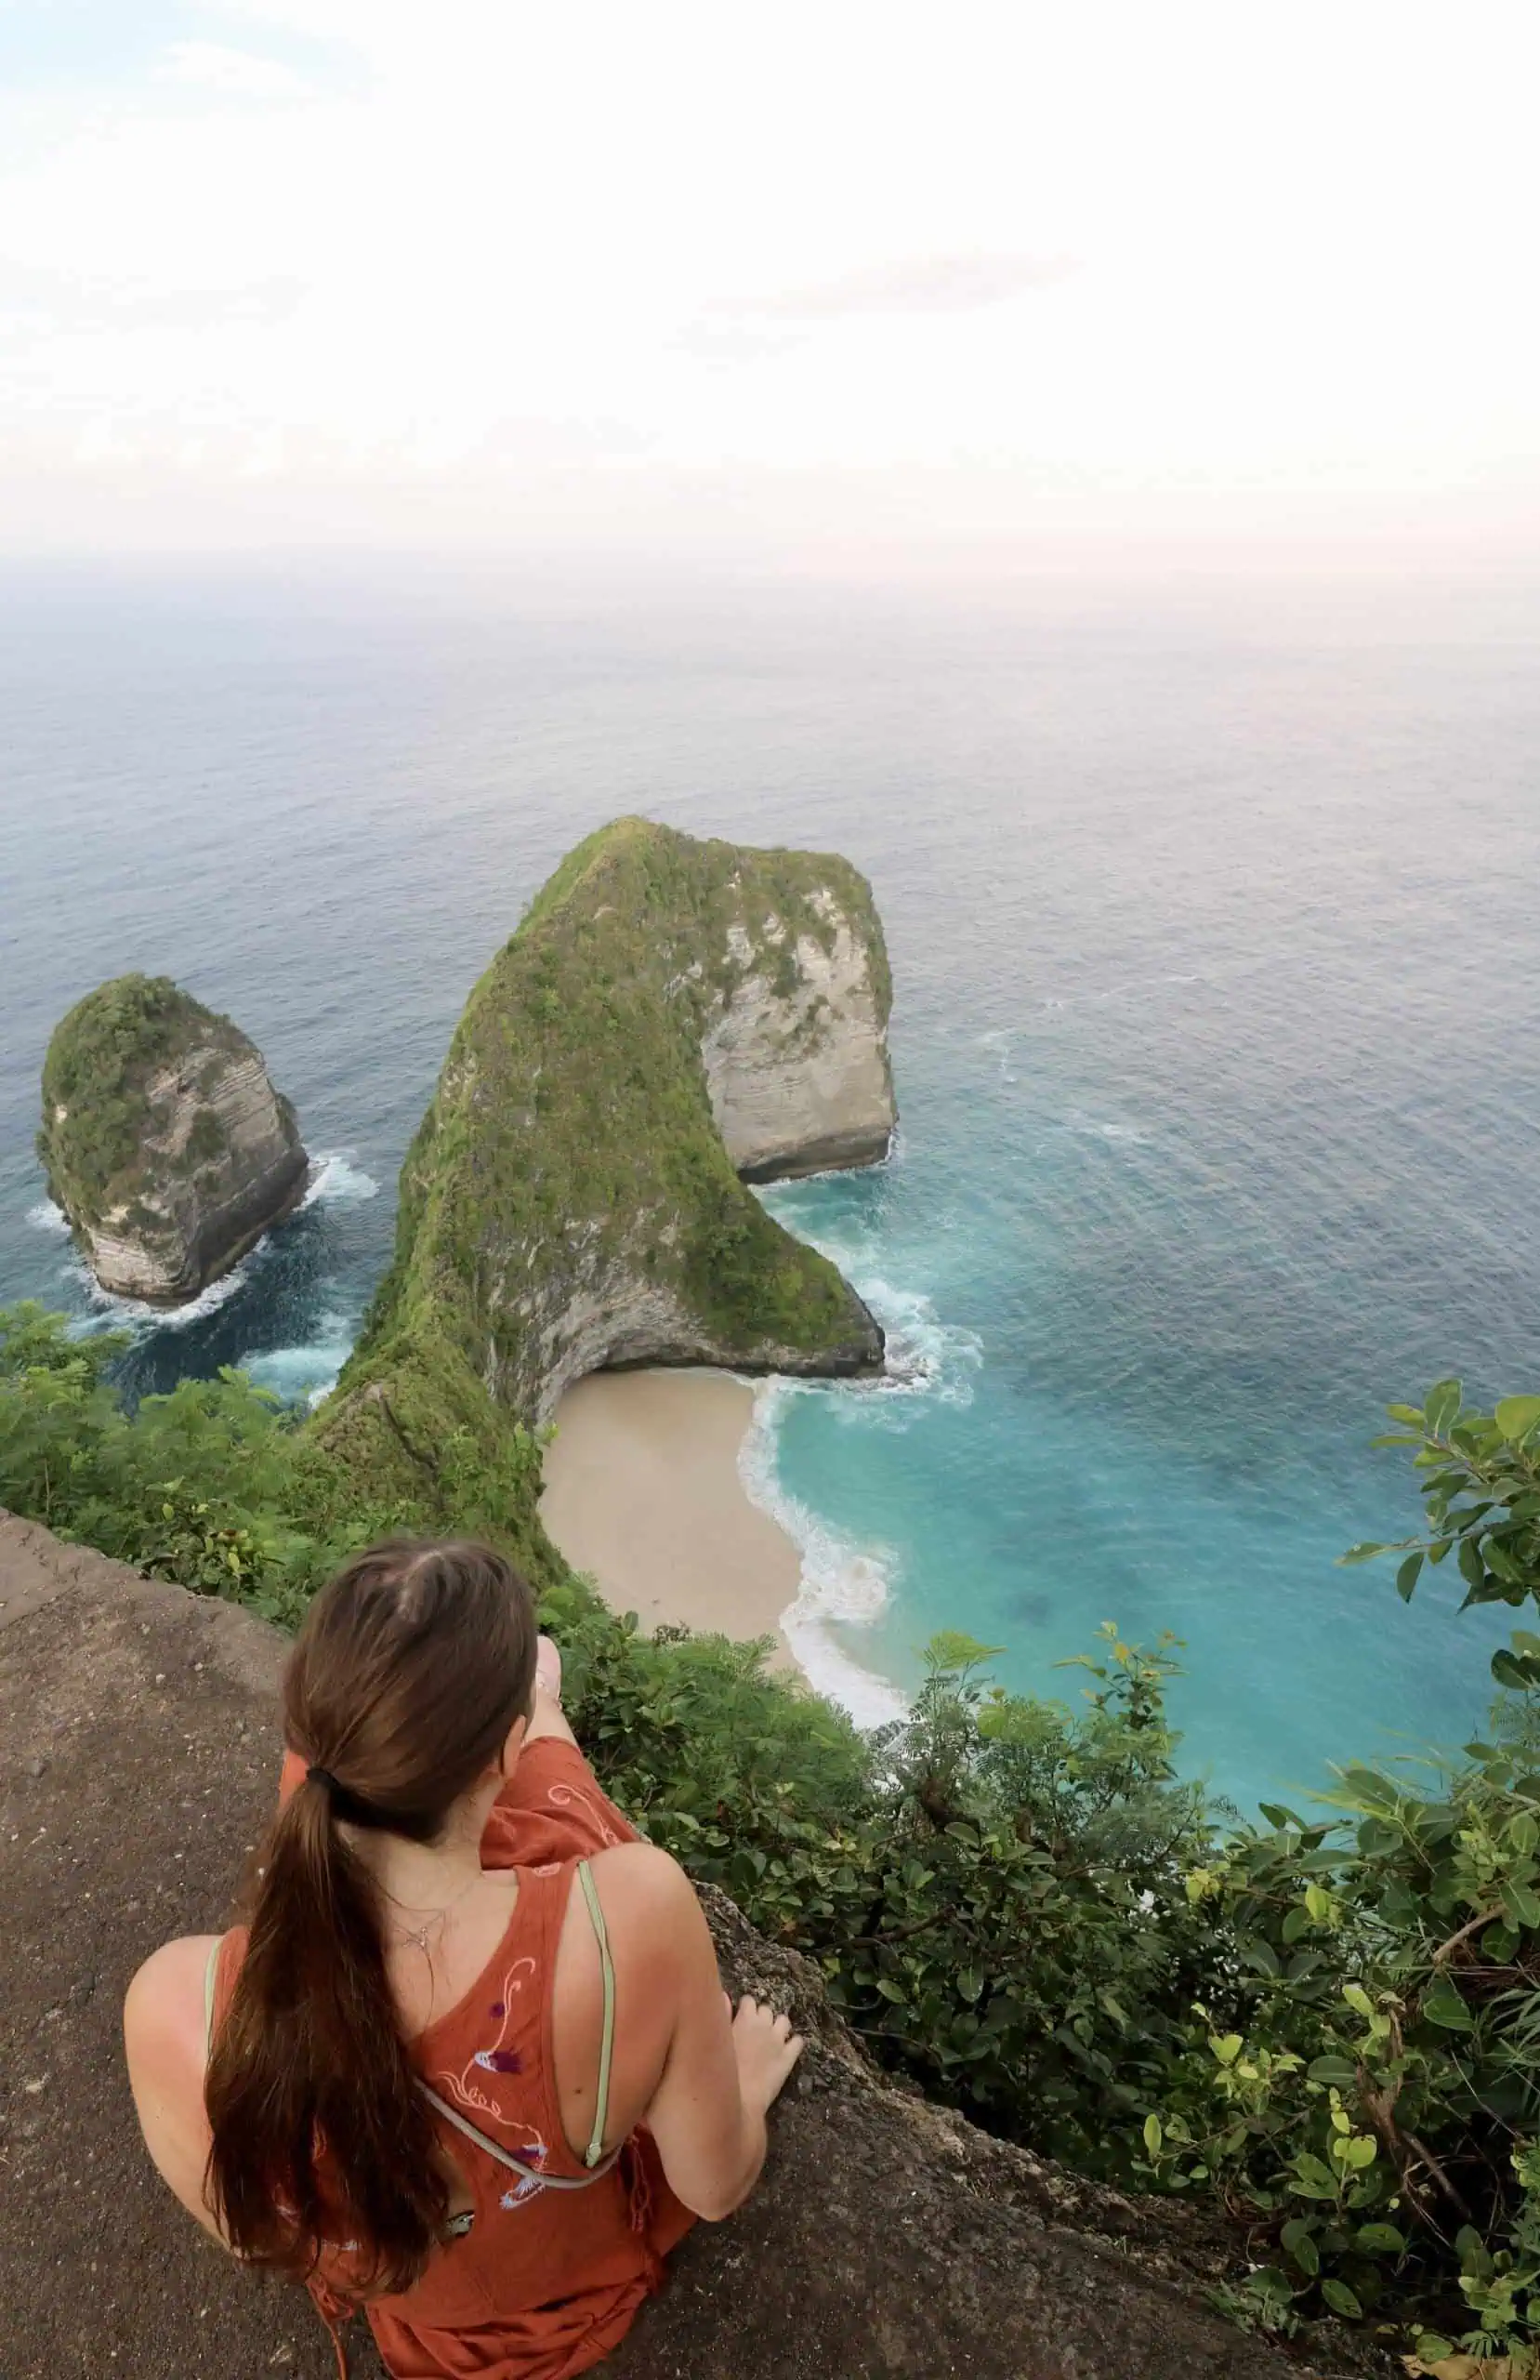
[{"left": 1139, "top": 1381, "right": 1540, "bottom": 2360}]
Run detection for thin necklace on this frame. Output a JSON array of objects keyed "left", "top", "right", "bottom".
[{"left": 381, "top": 1869, "right": 481, "bottom": 1956}]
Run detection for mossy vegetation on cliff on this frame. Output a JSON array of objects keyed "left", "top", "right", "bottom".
[
  {"left": 312, "top": 817, "right": 889, "bottom": 1538},
  {"left": 39, "top": 975, "right": 247, "bottom": 1232}
]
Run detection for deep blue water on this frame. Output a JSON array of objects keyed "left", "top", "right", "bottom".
[{"left": 4, "top": 558, "right": 1538, "bottom": 1813}]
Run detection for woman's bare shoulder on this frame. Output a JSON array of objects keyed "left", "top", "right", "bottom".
[
  {"left": 570, "top": 1840, "right": 708, "bottom": 1970},
  {"left": 124, "top": 1934, "right": 221, "bottom": 2078}
]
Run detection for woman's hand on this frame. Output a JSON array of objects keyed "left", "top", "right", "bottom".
[{"left": 729, "top": 1992, "right": 805, "bottom": 2116}]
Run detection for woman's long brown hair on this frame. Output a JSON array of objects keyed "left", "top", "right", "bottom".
[{"left": 204, "top": 1538, "right": 538, "bottom": 2294}]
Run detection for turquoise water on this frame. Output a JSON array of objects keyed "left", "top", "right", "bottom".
[{"left": 4, "top": 561, "right": 1538, "bottom": 1812}]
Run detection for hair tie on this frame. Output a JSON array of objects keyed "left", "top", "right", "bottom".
[{"left": 306, "top": 1764, "right": 341, "bottom": 1794}]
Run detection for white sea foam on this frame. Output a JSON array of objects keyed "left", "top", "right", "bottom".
[
  {"left": 732, "top": 1193, "right": 983, "bottom": 1725},
  {"left": 243, "top": 1316, "right": 356, "bottom": 1408},
  {"left": 69, "top": 1251, "right": 257, "bottom": 1333},
  {"left": 25, "top": 1198, "right": 71, "bottom": 1236},
  {"left": 1061, "top": 1107, "right": 1151, "bottom": 1148},
  {"left": 739, "top": 1384, "right": 909, "bottom": 1728},
  {"left": 301, "top": 1151, "right": 379, "bottom": 1208},
  {"left": 757, "top": 1192, "right": 983, "bottom": 1419}
]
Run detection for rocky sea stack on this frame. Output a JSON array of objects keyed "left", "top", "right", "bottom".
[
  {"left": 318, "top": 820, "right": 894, "bottom": 1519},
  {"left": 39, "top": 973, "right": 308, "bottom": 1304}
]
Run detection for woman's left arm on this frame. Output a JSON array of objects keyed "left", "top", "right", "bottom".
[{"left": 123, "top": 1936, "right": 229, "bottom": 2245}]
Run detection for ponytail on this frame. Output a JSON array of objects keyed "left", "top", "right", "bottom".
[{"left": 204, "top": 1540, "right": 537, "bottom": 2294}]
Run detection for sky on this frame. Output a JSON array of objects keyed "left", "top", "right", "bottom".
[{"left": 1, "top": 0, "right": 1535, "bottom": 565}]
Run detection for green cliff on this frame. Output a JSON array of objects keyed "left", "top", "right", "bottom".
[
  {"left": 39, "top": 973, "right": 308, "bottom": 1304},
  {"left": 311, "top": 819, "right": 894, "bottom": 1540}
]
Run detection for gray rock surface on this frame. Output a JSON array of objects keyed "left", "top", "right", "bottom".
[
  {"left": 40, "top": 975, "right": 308, "bottom": 1304},
  {"left": 702, "top": 894, "right": 896, "bottom": 1182},
  {"left": 79, "top": 1040, "right": 309, "bottom": 1302},
  {"left": 0, "top": 1512, "right": 1327, "bottom": 2380}
]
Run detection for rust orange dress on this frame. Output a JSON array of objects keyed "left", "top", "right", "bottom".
[{"left": 211, "top": 1737, "right": 694, "bottom": 2380}]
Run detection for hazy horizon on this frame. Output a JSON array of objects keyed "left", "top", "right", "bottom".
[{"left": 3, "top": 0, "right": 1535, "bottom": 568}]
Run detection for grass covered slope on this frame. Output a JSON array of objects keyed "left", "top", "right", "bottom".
[
  {"left": 312, "top": 819, "right": 890, "bottom": 1532},
  {"left": 39, "top": 973, "right": 307, "bottom": 1303}
]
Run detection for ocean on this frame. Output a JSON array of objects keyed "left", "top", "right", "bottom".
[{"left": 4, "top": 556, "right": 1538, "bottom": 1814}]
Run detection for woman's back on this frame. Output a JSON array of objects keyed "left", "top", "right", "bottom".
[
  {"left": 215, "top": 1738, "right": 697, "bottom": 2378},
  {"left": 125, "top": 1541, "right": 803, "bottom": 2380}
]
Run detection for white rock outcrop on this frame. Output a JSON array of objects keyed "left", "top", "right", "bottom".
[
  {"left": 77, "top": 1043, "right": 308, "bottom": 1302},
  {"left": 701, "top": 895, "right": 895, "bottom": 1182}
]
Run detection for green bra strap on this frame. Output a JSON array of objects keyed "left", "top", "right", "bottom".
[
  {"left": 575, "top": 1860, "right": 615, "bottom": 2168},
  {"left": 204, "top": 1936, "right": 222, "bottom": 2059}
]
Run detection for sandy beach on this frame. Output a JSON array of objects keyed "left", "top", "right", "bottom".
[{"left": 539, "top": 1368, "right": 802, "bottom": 1666}]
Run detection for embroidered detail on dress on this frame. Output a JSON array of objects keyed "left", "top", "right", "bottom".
[
  {"left": 545, "top": 1779, "right": 624, "bottom": 1846},
  {"left": 499, "top": 2138, "right": 548, "bottom": 2211},
  {"left": 439, "top": 1955, "right": 536, "bottom": 2123}
]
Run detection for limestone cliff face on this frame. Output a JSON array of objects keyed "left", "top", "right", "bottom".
[
  {"left": 701, "top": 891, "right": 895, "bottom": 1181},
  {"left": 318, "top": 822, "right": 894, "bottom": 1501},
  {"left": 39, "top": 975, "right": 308, "bottom": 1305}
]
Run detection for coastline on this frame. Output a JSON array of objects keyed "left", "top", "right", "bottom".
[{"left": 539, "top": 1368, "right": 803, "bottom": 1669}]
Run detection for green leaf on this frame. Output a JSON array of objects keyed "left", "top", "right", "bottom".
[
  {"left": 1495, "top": 1395, "right": 1540, "bottom": 1445},
  {"left": 1486, "top": 1538, "right": 1526, "bottom": 1586},
  {"left": 1280, "top": 2217, "right": 1319, "bottom": 2276},
  {"left": 1290, "top": 2152, "right": 1338, "bottom": 2200},
  {"left": 1422, "top": 1977, "right": 1476, "bottom": 2031},
  {"left": 1455, "top": 2224, "right": 1494, "bottom": 2275},
  {"left": 1143, "top": 2113, "right": 1163, "bottom": 2157},
  {"left": 1320, "top": 2277, "right": 1363, "bottom": 2320},
  {"left": 1414, "top": 2339, "right": 1454, "bottom": 2367},
  {"left": 1386, "top": 1403, "right": 1428, "bottom": 1425},
  {"left": 1355, "top": 2221, "right": 1406, "bottom": 2255},
  {"left": 922, "top": 1630, "right": 1006, "bottom": 1674},
  {"left": 1501, "top": 1878, "right": 1540, "bottom": 1930},
  {"left": 1395, "top": 1551, "right": 1425, "bottom": 1602},
  {"left": 1425, "top": 1379, "right": 1463, "bottom": 1435},
  {"left": 1308, "top": 2056, "right": 1358, "bottom": 2086},
  {"left": 1339, "top": 1541, "right": 1388, "bottom": 1567},
  {"left": 1458, "top": 1536, "right": 1487, "bottom": 1592}
]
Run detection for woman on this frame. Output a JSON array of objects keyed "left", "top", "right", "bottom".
[{"left": 124, "top": 1539, "right": 805, "bottom": 2379}]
